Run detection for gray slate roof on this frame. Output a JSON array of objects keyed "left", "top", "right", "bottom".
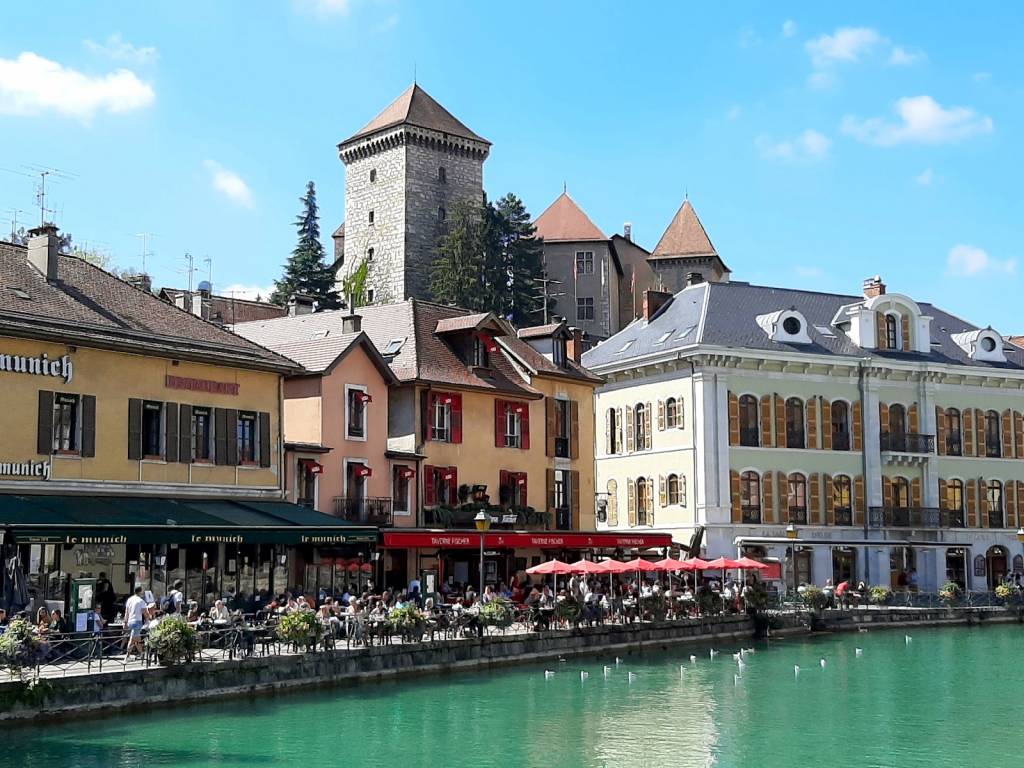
[{"left": 582, "top": 281, "right": 1024, "bottom": 371}]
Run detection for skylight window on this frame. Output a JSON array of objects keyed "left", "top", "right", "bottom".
[
  {"left": 382, "top": 337, "right": 406, "bottom": 356},
  {"left": 310, "top": 329, "right": 330, "bottom": 340},
  {"left": 676, "top": 325, "right": 697, "bottom": 339},
  {"left": 618, "top": 340, "right": 634, "bottom": 353},
  {"left": 654, "top": 330, "right": 675, "bottom": 345},
  {"left": 814, "top": 325, "right": 836, "bottom": 338},
  {"left": 8, "top": 287, "right": 30, "bottom": 300}
]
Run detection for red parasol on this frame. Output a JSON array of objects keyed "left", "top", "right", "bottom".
[
  {"left": 678, "top": 557, "right": 712, "bottom": 571},
  {"left": 594, "top": 559, "right": 633, "bottom": 574},
  {"left": 567, "top": 559, "right": 608, "bottom": 575},
  {"left": 623, "top": 557, "right": 661, "bottom": 573},
  {"left": 654, "top": 558, "right": 691, "bottom": 572},
  {"left": 705, "top": 557, "right": 744, "bottom": 570},
  {"left": 526, "top": 559, "right": 575, "bottom": 575},
  {"left": 734, "top": 556, "right": 771, "bottom": 570}
]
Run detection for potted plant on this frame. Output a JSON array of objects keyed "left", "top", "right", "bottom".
[
  {"left": 994, "top": 582, "right": 1018, "bottom": 607},
  {"left": 555, "top": 597, "right": 582, "bottom": 626},
  {"left": 0, "top": 618, "right": 48, "bottom": 681},
  {"left": 390, "top": 604, "right": 425, "bottom": 642},
  {"left": 641, "top": 593, "right": 668, "bottom": 622},
  {"left": 869, "top": 585, "right": 893, "bottom": 606},
  {"left": 276, "top": 610, "right": 322, "bottom": 650},
  {"left": 480, "top": 598, "right": 513, "bottom": 630},
  {"left": 146, "top": 616, "right": 198, "bottom": 665},
  {"left": 939, "top": 581, "right": 961, "bottom": 607}
]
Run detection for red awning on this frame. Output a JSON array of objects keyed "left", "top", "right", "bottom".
[{"left": 381, "top": 530, "right": 673, "bottom": 550}]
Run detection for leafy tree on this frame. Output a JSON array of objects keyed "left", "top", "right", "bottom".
[
  {"left": 495, "top": 193, "right": 545, "bottom": 325},
  {"left": 340, "top": 260, "right": 370, "bottom": 309},
  {"left": 271, "top": 181, "right": 341, "bottom": 309}
]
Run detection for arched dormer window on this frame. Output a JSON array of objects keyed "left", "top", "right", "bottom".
[{"left": 885, "top": 314, "right": 899, "bottom": 350}]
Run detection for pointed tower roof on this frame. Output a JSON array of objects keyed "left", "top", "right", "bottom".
[
  {"left": 341, "top": 84, "right": 489, "bottom": 147},
  {"left": 650, "top": 200, "right": 719, "bottom": 260},
  {"left": 533, "top": 192, "right": 606, "bottom": 242}
]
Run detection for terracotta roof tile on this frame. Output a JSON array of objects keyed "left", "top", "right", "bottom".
[
  {"left": 533, "top": 192, "right": 606, "bottom": 242},
  {"left": 651, "top": 200, "right": 718, "bottom": 259},
  {"left": 341, "top": 84, "right": 488, "bottom": 147}
]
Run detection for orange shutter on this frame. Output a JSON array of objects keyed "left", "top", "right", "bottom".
[
  {"left": 728, "top": 393, "right": 740, "bottom": 446},
  {"left": 777, "top": 471, "right": 787, "bottom": 518},
  {"left": 1015, "top": 481, "right": 1024, "bottom": 529},
  {"left": 760, "top": 395, "right": 773, "bottom": 446},
  {"left": 762, "top": 471, "right": 774, "bottom": 524},
  {"left": 883, "top": 476, "right": 893, "bottom": 509},
  {"left": 908, "top": 403, "right": 919, "bottom": 435},
  {"left": 644, "top": 402, "right": 653, "bottom": 449},
  {"left": 935, "top": 406, "right": 947, "bottom": 456},
  {"left": 806, "top": 400, "right": 818, "bottom": 449},
  {"left": 879, "top": 402, "right": 890, "bottom": 435},
  {"left": 809, "top": 473, "right": 821, "bottom": 524},
  {"left": 900, "top": 312, "right": 911, "bottom": 351},
  {"left": 981, "top": 479, "right": 990, "bottom": 527},
  {"left": 774, "top": 395, "right": 785, "bottom": 448},
  {"left": 1008, "top": 482, "right": 1018, "bottom": 530},
  {"left": 963, "top": 408, "right": 974, "bottom": 456},
  {"left": 875, "top": 312, "right": 887, "bottom": 348},
  {"left": 659, "top": 475, "right": 667, "bottom": 507},
  {"left": 975, "top": 409, "right": 985, "bottom": 456},
  {"left": 730, "top": 470, "right": 741, "bottom": 523},
  {"left": 626, "top": 477, "right": 636, "bottom": 526},
  {"left": 824, "top": 475, "right": 835, "bottom": 525},
  {"left": 822, "top": 400, "right": 832, "bottom": 450},
  {"left": 854, "top": 475, "right": 865, "bottom": 526},
  {"left": 657, "top": 400, "right": 666, "bottom": 431},
  {"left": 1015, "top": 412, "right": 1024, "bottom": 459},
  {"left": 625, "top": 406, "right": 635, "bottom": 453},
  {"left": 852, "top": 401, "right": 863, "bottom": 451},
  {"left": 938, "top": 478, "right": 947, "bottom": 514},
  {"left": 911, "top": 477, "right": 922, "bottom": 508},
  {"left": 966, "top": 479, "right": 977, "bottom": 527},
  {"left": 545, "top": 397, "right": 556, "bottom": 457},
  {"left": 1002, "top": 410, "right": 1013, "bottom": 458}
]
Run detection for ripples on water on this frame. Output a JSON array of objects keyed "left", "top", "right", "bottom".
[{"left": 3, "top": 625, "right": 1021, "bottom": 768}]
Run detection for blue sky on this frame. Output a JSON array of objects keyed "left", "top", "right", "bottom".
[{"left": 2, "top": 2, "right": 1022, "bottom": 330}]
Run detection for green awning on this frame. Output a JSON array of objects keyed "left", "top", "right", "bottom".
[{"left": 0, "top": 494, "right": 377, "bottom": 545}]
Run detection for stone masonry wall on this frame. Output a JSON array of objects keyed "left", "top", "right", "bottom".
[{"left": 542, "top": 240, "right": 615, "bottom": 339}]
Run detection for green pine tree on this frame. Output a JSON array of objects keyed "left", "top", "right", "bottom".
[
  {"left": 495, "top": 193, "right": 545, "bottom": 326},
  {"left": 270, "top": 181, "right": 341, "bottom": 309},
  {"left": 431, "top": 198, "right": 489, "bottom": 310}
]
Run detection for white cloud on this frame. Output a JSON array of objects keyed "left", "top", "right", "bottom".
[
  {"left": 915, "top": 168, "right": 934, "bottom": 186},
  {"left": 806, "top": 27, "right": 883, "bottom": 67},
  {"left": 726, "top": 104, "right": 742, "bottom": 120},
  {"left": 756, "top": 129, "right": 831, "bottom": 161},
  {"left": 0, "top": 51, "right": 154, "bottom": 120},
  {"left": 889, "top": 46, "right": 924, "bottom": 66},
  {"left": 204, "top": 160, "right": 254, "bottom": 208},
  {"left": 220, "top": 283, "right": 275, "bottom": 302},
  {"left": 84, "top": 33, "right": 158, "bottom": 64},
  {"left": 841, "top": 95, "right": 993, "bottom": 146},
  {"left": 946, "top": 244, "right": 1015, "bottom": 277},
  {"left": 782, "top": 20, "right": 797, "bottom": 38},
  {"left": 294, "top": 0, "right": 352, "bottom": 15}
]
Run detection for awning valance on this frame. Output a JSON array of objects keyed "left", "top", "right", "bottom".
[
  {"left": 0, "top": 495, "right": 377, "bottom": 545},
  {"left": 382, "top": 530, "right": 673, "bottom": 550}
]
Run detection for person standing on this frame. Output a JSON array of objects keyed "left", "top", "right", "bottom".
[
  {"left": 95, "top": 572, "right": 116, "bottom": 623},
  {"left": 124, "top": 586, "right": 149, "bottom": 659}
]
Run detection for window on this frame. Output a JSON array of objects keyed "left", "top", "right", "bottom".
[
  {"left": 782, "top": 316, "right": 802, "bottom": 335},
  {"left": 427, "top": 392, "right": 462, "bottom": 443},
  {"left": 607, "top": 408, "right": 620, "bottom": 454},
  {"left": 575, "top": 251, "right": 594, "bottom": 275},
  {"left": 237, "top": 411, "right": 258, "bottom": 464},
  {"left": 393, "top": 467, "right": 411, "bottom": 514},
  {"left": 576, "top": 297, "right": 594, "bottom": 321},
  {"left": 987, "top": 480, "right": 1004, "bottom": 527},
  {"left": 502, "top": 471, "right": 528, "bottom": 507},
  {"left": 368, "top": 210, "right": 375, "bottom": 225},
  {"left": 889, "top": 404, "right": 906, "bottom": 436},
  {"left": 885, "top": 314, "right": 899, "bottom": 350},
  {"left": 472, "top": 337, "right": 489, "bottom": 367},
  {"left": 438, "top": 206, "right": 446, "bottom": 223},
  {"left": 739, "top": 395, "right": 759, "bottom": 446},
  {"left": 382, "top": 338, "right": 405, "bottom": 357},
  {"left": 367, "top": 247, "right": 374, "bottom": 262},
  {"left": 438, "top": 166, "right": 447, "bottom": 183},
  {"left": 553, "top": 337, "right": 567, "bottom": 367},
  {"left": 667, "top": 474, "right": 681, "bottom": 505},
  {"left": 429, "top": 466, "right": 454, "bottom": 506},
  {"left": 635, "top": 402, "right": 647, "bottom": 451},
  {"left": 830, "top": 401, "right": 850, "bottom": 451},
  {"left": 892, "top": 477, "right": 911, "bottom": 509},
  {"left": 503, "top": 404, "right": 522, "bottom": 448},
  {"left": 833, "top": 475, "right": 852, "bottom": 526},
  {"left": 52, "top": 394, "right": 80, "bottom": 453},
  {"left": 554, "top": 469, "right": 572, "bottom": 530},
  {"left": 142, "top": 401, "right": 163, "bottom": 459},
  {"left": 636, "top": 478, "right": 653, "bottom": 525},
  {"left": 347, "top": 387, "right": 368, "bottom": 439},
  {"left": 740, "top": 471, "right": 761, "bottom": 524},
  {"left": 945, "top": 479, "right": 964, "bottom": 527},
  {"left": 785, "top": 397, "right": 804, "bottom": 448},
  {"left": 945, "top": 408, "right": 962, "bottom": 456},
  {"left": 191, "top": 407, "right": 213, "bottom": 462},
  {"left": 369, "top": 169, "right": 377, "bottom": 183},
  {"left": 787, "top": 473, "right": 807, "bottom": 524},
  {"left": 432, "top": 397, "right": 451, "bottom": 442},
  {"left": 985, "top": 410, "right": 1001, "bottom": 457},
  {"left": 367, "top": 289, "right": 374, "bottom": 304},
  {"left": 554, "top": 399, "right": 570, "bottom": 458},
  {"left": 665, "top": 397, "right": 680, "bottom": 429}
]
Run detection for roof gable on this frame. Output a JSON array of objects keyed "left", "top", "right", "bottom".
[
  {"left": 533, "top": 192, "right": 606, "bottom": 242},
  {"left": 651, "top": 200, "right": 719, "bottom": 259},
  {"left": 341, "top": 84, "right": 488, "bottom": 146}
]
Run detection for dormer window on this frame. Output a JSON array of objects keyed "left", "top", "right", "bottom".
[
  {"left": 951, "top": 328, "right": 1006, "bottom": 363},
  {"left": 885, "top": 315, "right": 899, "bottom": 350},
  {"left": 553, "top": 337, "right": 567, "bottom": 367},
  {"left": 473, "top": 337, "right": 489, "bottom": 367},
  {"left": 756, "top": 309, "right": 812, "bottom": 344}
]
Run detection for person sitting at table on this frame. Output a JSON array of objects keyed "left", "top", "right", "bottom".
[
  {"left": 393, "top": 592, "right": 408, "bottom": 610},
  {"left": 539, "top": 585, "right": 555, "bottom": 609},
  {"left": 186, "top": 602, "right": 200, "bottom": 622},
  {"left": 368, "top": 600, "right": 387, "bottom": 621},
  {"left": 210, "top": 600, "right": 231, "bottom": 623},
  {"left": 48, "top": 609, "right": 69, "bottom": 634},
  {"left": 524, "top": 586, "right": 540, "bottom": 608},
  {"left": 36, "top": 606, "right": 51, "bottom": 633},
  {"left": 482, "top": 585, "right": 496, "bottom": 605}
]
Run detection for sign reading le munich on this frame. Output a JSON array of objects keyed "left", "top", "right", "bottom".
[{"left": 0, "top": 350, "right": 73, "bottom": 383}]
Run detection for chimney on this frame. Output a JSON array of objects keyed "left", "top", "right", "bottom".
[
  {"left": 685, "top": 272, "right": 704, "bottom": 287},
  {"left": 27, "top": 224, "right": 60, "bottom": 281},
  {"left": 190, "top": 293, "right": 204, "bottom": 318},
  {"left": 566, "top": 327, "right": 584, "bottom": 364},
  {"left": 623, "top": 222, "right": 633, "bottom": 242},
  {"left": 863, "top": 275, "right": 886, "bottom": 298},
  {"left": 342, "top": 291, "right": 361, "bottom": 332},
  {"left": 125, "top": 273, "right": 153, "bottom": 293},
  {"left": 642, "top": 289, "right": 673, "bottom": 321},
  {"left": 287, "top": 294, "right": 315, "bottom": 317}
]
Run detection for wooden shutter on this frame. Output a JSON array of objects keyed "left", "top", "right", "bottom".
[
  {"left": 225, "top": 409, "right": 239, "bottom": 466},
  {"left": 494, "top": 400, "right": 505, "bottom": 448},
  {"left": 760, "top": 395, "right": 773, "bottom": 447},
  {"left": 883, "top": 476, "right": 893, "bottom": 509},
  {"left": 1008, "top": 481, "right": 1018, "bottom": 530},
  {"left": 777, "top": 471, "right": 787, "bottom": 519},
  {"left": 643, "top": 402, "right": 653, "bottom": 449},
  {"left": 936, "top": 407, "right": 947, "bottom": 455},
  {"left": 127, "top": 398, "right": 143, "bottom": 460},
  {"left": 911, "top": 477, "right": 922, "bottom": 508},
  {"left": 678, "top": 395, "right": 685, "bottom": 429},
  {"left": 424, "top": 466, "right": 436, "bottom": 505},
  {"left": 521, "top": 404, "right": 531, "bottom": 450},
  {"left": 762, "top": 471, "right": 774, "bottom": 524},
  {"left": 1002, "top": 410, "right": 1013, "bottom": 458},
  {"left": 963, "top": 408, "right": 975, "bottom": 456},
  {"left": 981, "top": 479, "right": 990, "bottom": 527},
  {"left": 809, "top": 473, "right": 821, "bottom": 524},
  {"left": 854, "top": 475, "right": 865, "bottom": 526},
  {"left": 570, "top": 470, "right": 580, "bottom": 526},
  {"left": 450, "top": 394, "right": 463, "bottom": 444},
  {"left": 806, "top": 399, "right": 818, "bottom": 449},
  {"left": 774, "top": 394, "right": 785, "bottom": 448},
  {"left": 448, "top": 466, "right": 458, "bottom": 503},
  {"left": 728, "top": 392, "right": 739, "bottom": 446},
  {"left": 730, "top": 470, "right": 741, "bottom": 523},
  {"left": 258, "top": 412, "right": 271, "bottom": 467},
  {"left": 421, "top": 390, "right": 431, "bottom": 442},
  {"left": 569, "top": 400, "right": 580, "bottom": 459},
  {"left": 178, "top": 404, "right": 192, "bottom": 463},
  {"left": 966, "top": 479, "right": 977, "bottom": 527},
  {"left": 625, "top": 406, "right": 635, "bottom": 453},
  {"left": 822, "top": 400, "right": 832, "bottom": 450},
  {"left": 37, "top": 390, "right": 54, "bottom": 455},
  {"left": 975, "top": 409, "right": 985, "bottom": 457},
  {"left": 938, "top": 478, "right": 948, "bottom": 514},
  {"left": 657, "top": 399, "right": 666, "bottom": 431},
  {"left": 164, "top": 402, "right": 179, "bottom": 463},
  {"left": 900, "top": 312, "right": 911, "bottom": 351},
  {"left": 1015, "top": 481, "right": 1024, "bottom": 529},
  {"left": 658, "top": 474, "right": 667, "bottom": 507},
  {"left": 908, "top": 403, "right": 919, "bottom": 435},
  {"left": 499, "top": 469, "right": 509, "bottom": 497},
  {"left": 546, "top": 468, "right": 556, "bottom": 516},
  {"left": 81, "top": 394, "right": 96, "bottom": 458},
  {"left": 607, "top": 480, "right": 618, "bottom": 526},
  {"left": 546, "top": 397, "right": 557, "bottom": 456},
  {"left": 214, "top": 408, "right": 228, "bottom": 465},
  {"left": 879, "top": 402, "right": 890, "bottom": 435},
  {"left": 852, "top": 400, "right": 863, "bottom": 451},
  {"left": 604, "top": 408, "right": 612, "bottom": 455},
  {"left": 1015, "top": 412, "right": 1024, "bottom": 459},
  {"left": 616, "top": 407, "right": 623, "bottom": 452},
  {"left": 626, "top": 477, "right": 636, "bottom": 525},
  {"left": 875, "top": 312, "right": 887, "bottom": 348},
  {"left": 824, "top": 475, "right": 835, "bottom": 525}
]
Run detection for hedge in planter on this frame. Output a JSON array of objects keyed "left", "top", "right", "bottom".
[
  {"left": 869, "top": 585, "right": 893, "bottom": 605},
  {"left": 277, "top": 610, "right": 322, "bottom": 649},
  {"left": 0, "top": 618, "right": 48, "bottom": 680},
  {"left": 146, "top": 616, "right": 198, "bottom": 666},
  {"left": 480, "top": 598, "right": 513, "bottom": 629},
  {"left": 939, "top": 581, "right": 961, "bottom": 606},
  {"left": 390, "top": 605, "right": 425, "bottom": 641}
]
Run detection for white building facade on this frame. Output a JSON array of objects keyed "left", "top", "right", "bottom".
[{"left": 584, "top": 277, "right": 1024, "bottom": 594}]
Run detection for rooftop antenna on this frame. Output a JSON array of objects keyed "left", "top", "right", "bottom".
[
  {"left": 23, "top": 164, "right": 77, "bottom": 226},
  {"left": 413, "top": 62, "right": 417, "bottom": 84},
  {"left": 203, "top": 255, "right": 212, "bottom": 291},
  {"left": 136, "top": 233, "right": 155, "bottom": 274},
  {"left": 181, "top": 251, "right": 196, "bottom": 293},
  {"left": 563, "top": 181, "right": 567, "bottom": 194}
]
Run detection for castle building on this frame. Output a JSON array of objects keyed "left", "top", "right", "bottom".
[
  {"left": 648, "top": 199, "right": 730, "bottom": 291},
  {"left": 335, "top": 85, "right": 490, "bottom": 304}
]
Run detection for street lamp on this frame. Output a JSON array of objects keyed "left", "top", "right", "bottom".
[
  {"left": 474, "top": 510, "right": 491, "bottom": 598},
  {"left": 786, "top": 524, "right": 798, "bottom": 595},
  {"left": 785, "top": 524, "right": 798, "bottom": 540},
  {"left": 1017, "top": 527, "right": 1024, "bottom": 544}
]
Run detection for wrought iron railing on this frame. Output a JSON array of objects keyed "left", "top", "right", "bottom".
[
  {"left": 880, "top": 433, "right": 935, "bottom": 454},
  {"left": 833, "top": 508, "right": 853, "bottom": 526},
  {"left": 739, "top": 428, "right": 760, "bottom": 447},
  {"left": 787, "top": 507, "right": 807, "bottom": 524},
  {"left": 831, "top": 433, "right": 850, "bottom": 451},
  {"left": 867, "top": 506, "right": 963, "bottom": 528},
  {"left": 332, "top": 497, "right": 393, "bottom": 526},
  {"left": 741, "top": 507, "right": 761, "bottom": 525}
]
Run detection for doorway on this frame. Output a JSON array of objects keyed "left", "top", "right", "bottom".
[
  {"left": 793, "top": 549, "right": 812, "bottom": 586},
  {"left": 890, "top": 546, "right": 917, "bottom": 590},
  {"left": 832, "top": 547, "right": 856, "bottom": 585},
  {"left": 986, "top": 546, "right": 1008, "bottom": 590},
  {"left": 945, "top": 548, "right": 967, "bottom": 591}
]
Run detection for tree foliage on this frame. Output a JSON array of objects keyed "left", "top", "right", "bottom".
[{"left": 271, "top": 181, "right": 341, "bottom": 309}]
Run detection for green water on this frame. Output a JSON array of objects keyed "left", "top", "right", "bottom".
[{"left": 4, "top": 625, "right": 1022, "bottom": 768}]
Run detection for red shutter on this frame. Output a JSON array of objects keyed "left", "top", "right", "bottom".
[
  {"left": 521, "top": 472, "right": 528, "bottom": 505},
  {"left": 521, "top": 404, "right": 531, "bottom": 450},
  {"left": 424, "top": 465, "right": 436, "bottom": 505},
  {"left": 424, "top": 392, "right": 436, "bottom": 441},
  {"left": 451, "top": 394, "right": 463, "bottom": 444},
  {"left": 448, "top": 466, "right": 458, "bottom": 500},
  {"left": 499, "top": 469, "right": 509, "bottom": 497},
  {"left": 494, "top": 400, "right": 504, "bottom": 448}
]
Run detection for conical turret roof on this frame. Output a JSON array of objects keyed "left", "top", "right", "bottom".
[
  {"left": 341, "top": 84, "right": 489, "bottom": 147},
  {"left": 650, "top": 200, "right": 718, "bottom": 259},
  {"left": 533, "top": 192, "right": 606, "bottom": 242}
]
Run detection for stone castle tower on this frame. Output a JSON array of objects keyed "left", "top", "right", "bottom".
[
  {"left": 648, "top": 199, "right": 730, "bottom": 292},
  {"left": 335, "top": 84, "right": 490, "bottom": 303}
]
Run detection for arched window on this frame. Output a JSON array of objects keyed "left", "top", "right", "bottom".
[
  {"left": 945, "top": 408, "right": 962, "bottom": 455},
  {"left": 667, "top": 474, "right": 681, "bottom": 505},
  {"left": 833, "top": 475, "right": 852, "bottom": 525},
  {"left": 945, "top": 479, "right": 964, "bottom": 527},
  {"left": 889, "top": 403, "right": 906, "bottom": 436},
  {"left": 985, "top": 410, "right": 1001, "bottom": 457},
  {"left": 438, "top": 206, "right": 447, "bottom": 223},
  {"left": 885, "top": 314, "right": 899, "bottom": 350},
  {"left": 740, "top": 471, "right": 761, "bottom": 524},
  {"left": 987, "top": 480, "right": 1004, "bottom": 528},
  {"left": 830, "top": 401, "right": 850, "bottom": 450},
  {"left": 893, "top": 477, "right": 911, "bottom": 508},
  {"left": 438, "top": 166, "right": 447, "bottom": 183},
  {"left": 636, "top": 478, "right": 653, "bottom": 525},
  {"left": 635, "top": 403, "right": 647, "bottom": 450},
  {"left": 739, "top": 395, "right": 759, "bottom": 446},
  {"left": 665, "top": 397, "right": 679, "bottom": 429},
  {"left": 785, "top": 397, "right": 805, "bottom": 448},
  {"left": 787, "top": 472, "right": 807, "bottom": 523}
]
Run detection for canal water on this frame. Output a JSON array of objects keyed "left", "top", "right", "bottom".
[{"left": 4, "top": 624, "right": 1021, "bottom": 768}]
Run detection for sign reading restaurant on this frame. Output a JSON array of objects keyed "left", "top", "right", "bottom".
[{"left": 0, "top": 350, "right": 73, "bottom": 383}]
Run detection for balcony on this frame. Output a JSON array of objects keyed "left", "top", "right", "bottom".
[
  {"left": 739, "top": 428, "right": 759, "bottom": 448},
  {"left": 786, "top": 507, "right": 808, "bottom": 525},
  {"left": 833, "top": 507, "right": 853, "bottom": 526},
  {"left": 944, "top": 508, "right": 966, "bottom": 528},
  {"left": 880, "top": 433, "right": 934, "bottom": 454},
  {"left": 423, "top": 504, "right": 550, "bottom": 530},
  {"left": 831, "top": 433, "right": 850, "bottom": 451},
  {"left": 332, "top": 497, "right": 393, "bottom": 527},
  {"left": 868, "top": 506, "right": 947, "bottom": 529},
  {"left": 741, "top": 506, "right": 761, "bottom": 525},
  {"left": 988, "top": 511, "right": 1004, "bottom": 528}
]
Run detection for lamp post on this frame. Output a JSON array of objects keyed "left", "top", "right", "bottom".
[
  {"left": 474, "top": 510, "right": 491, "bottom": 597},
  {"left": 786, "top": 524, "right": 798, "bottom": 595}
]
